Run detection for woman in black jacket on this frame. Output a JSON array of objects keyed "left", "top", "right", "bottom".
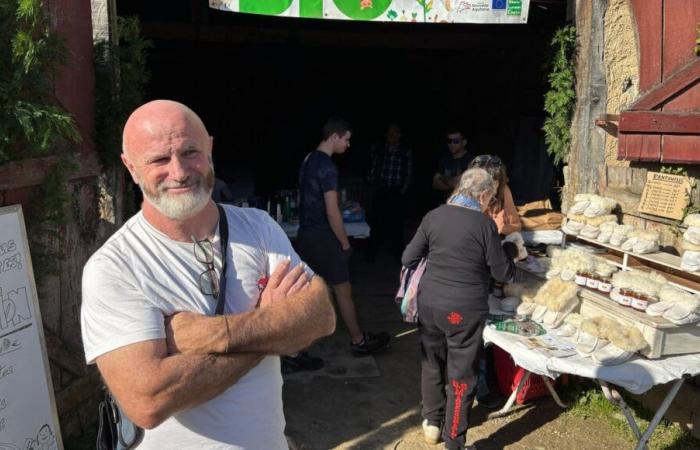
[{"left": 402, "top": 167, "right": 517, "bottom": 450}]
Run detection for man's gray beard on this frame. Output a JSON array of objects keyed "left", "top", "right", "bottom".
[{"left": 141, "top": 177, "right": 213, "bottom": 220}]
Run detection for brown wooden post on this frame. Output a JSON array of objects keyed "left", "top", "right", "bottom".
[{"left": 565, "top": 0, "right": 608, "bottom": 209}]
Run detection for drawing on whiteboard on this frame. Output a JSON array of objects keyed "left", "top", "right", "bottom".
[
  {"left": 0, "top": 239, "right": 17, "bottom": 256},
  {"left": 22, "top": 424, "right": 58, "bottom": 450},
  {"left": 0, "top": 364, "right": 14, "bottom": 381},
  {"left": 0, "top": 338, "right": 20, "bottom": 357},
  {"left": 0, "top": 287, "right": 32, "bottom": 333},
  {"left": 0, "top": 443, "right": 21, "bottom": 450},
  {"left": 0, "top": 253, "right": 22, "bottom": 274}
]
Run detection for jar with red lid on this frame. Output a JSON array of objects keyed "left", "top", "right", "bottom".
[
  {"left": 598, "top": 277, "right": 613, "bottom": 293},
  {"left": 631, "top": 293, "right": 651, "bottom": 311},
  {"left": 575, "top": 271, "right": 587, "bottom": 286},
  {"left": 618, "top": 289, "right": 633, "bottom": 307}
]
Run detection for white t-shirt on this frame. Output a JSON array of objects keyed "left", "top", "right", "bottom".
[{"left": 81, "top": 206, "right": 308, "bottom": 449}]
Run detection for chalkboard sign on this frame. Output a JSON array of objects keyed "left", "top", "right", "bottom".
[{"left": 0, "top": 205, "right": 62, "bottom": 450}]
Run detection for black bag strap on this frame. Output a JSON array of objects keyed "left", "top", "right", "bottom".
[
  {"left": 96, "top": 205, "right": 230, "bottom": 450},
  {"left": 215, "top": 203, "right": 229, "bottom": 316}
]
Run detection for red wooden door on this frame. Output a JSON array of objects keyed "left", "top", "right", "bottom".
[{"left": 618, "top": 0, "right": 700, "bottom": 163}]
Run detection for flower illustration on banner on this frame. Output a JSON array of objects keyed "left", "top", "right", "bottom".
[
  {"left": 360, "top": 0, "right": 373, "bottom": 9},
  {"left": 387, "top": 9, "right": 398, "bottom": 20},
  {"left": 416, "top": 0, "right": 433, "bottom": 21}
]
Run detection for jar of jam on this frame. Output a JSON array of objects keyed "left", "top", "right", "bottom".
[
  {"left": 631, "top": 293, "right": 650, "bottom": 311},
  {"left": 598, "top": 277, "right": 613, "bottom": 293},
  {"left": 618, "top": 289, "right": 633, "bottom": 307},
  {"left": 586, "top": 274, "right": 599, "bottom": 290},
  {"left": 575, "top": 271, "right": 587, "bottom": 286}
]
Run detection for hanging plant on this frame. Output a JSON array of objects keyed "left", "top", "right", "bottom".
[
  {"left": 543, "top": 25, "right": 577, "bottom": 166},
  {"left": 0, "top": 0, "right": 80, "bottom": 163},
  {"left": 1, "top": 0, "right": 80, "bottom": 278}
]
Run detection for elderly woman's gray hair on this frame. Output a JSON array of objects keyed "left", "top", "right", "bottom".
[{"left": 452, "top": 167, "right": 497, "bottom": 200}]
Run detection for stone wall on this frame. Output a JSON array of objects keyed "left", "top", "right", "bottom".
[
  {"left": 602, "top": 0, "right": 638, "bottom": 166},
  {"left": 569, "top": 0, "right": 700, "bottom": 439}
]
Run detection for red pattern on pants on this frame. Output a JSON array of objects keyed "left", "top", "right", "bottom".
[
  {"left": 418, "top": 303, "right": 485, "bottom": 449},
  {"left": 450, "top": 380, "right": 468, "bottom": 439}
]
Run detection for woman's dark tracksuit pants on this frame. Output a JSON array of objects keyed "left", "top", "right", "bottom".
[{"left": 419, "top": 301, "right": 486, "bottom": 450}]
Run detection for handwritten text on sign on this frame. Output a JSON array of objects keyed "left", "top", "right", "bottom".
[
  {"left": 638, "top": 172, "right": 691, "bottom": 221},
  {"left": 0, "top": 205, "right": 62, "bottom": 450}
]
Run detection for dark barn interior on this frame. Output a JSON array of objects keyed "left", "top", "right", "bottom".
[{"left": 116, "top": 0, "right": 568, "bottom": 217}]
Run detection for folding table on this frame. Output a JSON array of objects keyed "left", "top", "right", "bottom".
[{"left": 483, "top": 326, "right": 700, "bottom": 450}]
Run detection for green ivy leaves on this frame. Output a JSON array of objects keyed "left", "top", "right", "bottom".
[
  {"left": 543, "top": 25, "right": 577, "bottom": 166},
  {"left": 0, "top": 0, "right": 78, "bottom": 164}
]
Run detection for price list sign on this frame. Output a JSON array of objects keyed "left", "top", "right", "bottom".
[{"left": 638, "top": 172, "right": 691, "bottom": 221}]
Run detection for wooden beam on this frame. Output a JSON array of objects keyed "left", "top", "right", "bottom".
[
  {"left": 619, "top": 111, "right": 700, "bottom": 133},
  {"left": 630, "top": 59, "right": 700, "bottom": 111},
  {"left": 45, "top": 332, "right": 87, "bottom": 378},
  {"left": 595, "top": 114, "right": 619, "bottom": 136},
  {"left": 0, "top": 152, "right": 101, "bottom": 191},
  {"left": 55, "top": 370, "right": 101, "bottom": 416},
  {"left": 567, "top": 0, "right": 607, "bottom": 197}
]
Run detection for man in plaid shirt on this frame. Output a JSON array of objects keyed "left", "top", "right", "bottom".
[{"left": 366, "top": 123, "right": 413, "bottom": 262}]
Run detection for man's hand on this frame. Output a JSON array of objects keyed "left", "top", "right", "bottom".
[
  {"left": 258, "top": 259, "right": 310, "bottom": 308},
  {"left": 165, "top": 311, "right": 221, "bottom": 355},
  {"left": 165, "top": 260, "right": 311, "bottom": 355}
]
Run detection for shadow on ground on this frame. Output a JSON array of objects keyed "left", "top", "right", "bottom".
[{"left": 283, "top": 242, "right": 638, "bottom": 450}]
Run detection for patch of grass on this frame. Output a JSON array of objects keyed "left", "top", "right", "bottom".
[{"left": 560, "top": 381, "right": 698, "bottom": 450}]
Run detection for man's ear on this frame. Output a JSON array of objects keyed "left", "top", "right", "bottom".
[{"left": 120, "top": 153, "right": 140, "bottom": 185}]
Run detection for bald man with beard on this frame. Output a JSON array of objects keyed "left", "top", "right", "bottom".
[{"left": 81, "top": 100, "right": 335, "bottom": 449}]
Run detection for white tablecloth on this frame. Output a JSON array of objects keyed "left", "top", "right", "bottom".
[
  {"left": 280, "top": 221, "right": 371, "bottom": 239},
  {"left": 520, "top": 230, "right": 565, "bottom": 246},
  {"left": 484, "top": 326, "right": 700, "bottom": 394}
]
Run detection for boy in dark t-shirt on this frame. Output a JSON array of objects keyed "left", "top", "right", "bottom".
[
  {"left": 298, "top": 151, "right": 337, "bottom": 233},
  {"left": 296, "top": 117, "right": 390, "bottom": 359}
]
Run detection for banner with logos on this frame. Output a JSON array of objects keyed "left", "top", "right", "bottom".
[{"left": 210, "top": 0, "right": 530, "bottom": 24}]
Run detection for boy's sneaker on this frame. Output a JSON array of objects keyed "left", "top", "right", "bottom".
[
  {"left": 350, "top": 332, "right": 390, "bottom": 356},
  {"left": 281, "top": 351, "right": 324, "bottom": 375},
  {"left": 422, "top": 419, "right": 441, "bottom": 444}
]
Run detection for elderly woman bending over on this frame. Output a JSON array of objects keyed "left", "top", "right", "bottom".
[{"left": 401, "top": 168, "right": 517, "bottom": 450}]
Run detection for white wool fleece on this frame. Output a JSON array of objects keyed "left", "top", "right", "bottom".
[{"left": 683, "top": 213, "right": 700, "bottom": 227}]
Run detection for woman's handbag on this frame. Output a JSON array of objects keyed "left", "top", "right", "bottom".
[{"left": 395, "top": 258, "right": 427, "bottom": 323}]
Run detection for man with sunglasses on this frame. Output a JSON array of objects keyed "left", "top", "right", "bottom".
[
  {"left": 81, "top": 100, "right": 336, "bottom": 449},
  {"left": 433, "top": 128, "right": 472, "bottom": 198}
]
